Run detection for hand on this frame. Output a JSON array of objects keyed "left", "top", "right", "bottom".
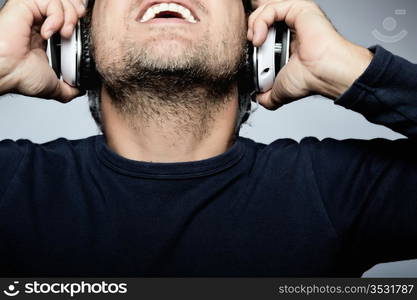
[
  {"left": 0, "top": 0, "right": 87, "bottom": 102},
  {"left": 247, "top": 0, "right": 374, "bottom": 110}
]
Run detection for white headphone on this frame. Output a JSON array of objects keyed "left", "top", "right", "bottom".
[
  {"left": 48, "top": 0, "right": 98, "bottom": 90},
  {"left": 252, "top": 23, "right": 291, "bottom": 93}
]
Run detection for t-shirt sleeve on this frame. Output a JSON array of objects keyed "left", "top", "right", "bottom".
[
  {"left": 306, "top": 137, "right": 417, "bottom": 270},
  {"left": 308, "top": 45, "right": 417, "bottom": 269},
  {"left": 0, "top": 140, "right": 28, "bottom": 203},
  {"left": 335, "top": 45, "right": 417, "bottom": 139}
]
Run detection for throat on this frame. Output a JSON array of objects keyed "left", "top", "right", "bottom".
[{"left": 101, "top": 84, "right": 239, "bottom": 163}]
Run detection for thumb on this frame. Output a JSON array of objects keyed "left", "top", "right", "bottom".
[
  {"left": 256, "top": 90, "right": 279, "bottom": 110},
  {"left": 256, "top": 67, "right": 289, "bottom": 110},
  {"left": 49, "top": 80, "right": 82, "bottom": 103},
  {"left": 259, "top": 59, "right": 312, "bottom": 110}
]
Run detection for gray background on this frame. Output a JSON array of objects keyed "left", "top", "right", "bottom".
[{"left": 0, "top": 0, "right": 416, "bottom": 277}]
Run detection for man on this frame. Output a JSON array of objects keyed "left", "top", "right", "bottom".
[{"left": 0, "top": 0, "right": 415, "bottom": 277}]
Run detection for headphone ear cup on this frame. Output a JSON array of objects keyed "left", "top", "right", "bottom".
[
  {"left": 60, "top": 25, "right": 78, "bottom": 86},
  {"left": 49, "top": 34, "right": 62, "bottom": 79},
  {"left": 78, "top": 16, "right": 99, "bottom": 90}
]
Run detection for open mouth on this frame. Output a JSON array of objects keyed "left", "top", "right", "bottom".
[{"left": 140, "top": 3, "right": 198, "bottom": 24}]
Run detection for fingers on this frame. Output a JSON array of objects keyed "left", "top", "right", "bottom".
[
  {"left": 247, "top": 3, "right": 268, "bottom": 40},
  {"left": 39, "top": 0, "right": 65, "bottom": 39},
  {"left": 1, "top": 0, "right": 86, "bottom": 40},
  {"left": 249, "top": 1, "right": 295, "bottom": 46},
  {"left": 252, "top": 5, "right": 278, "bottom": 46},
  {"left": 39, "top": 0, "right": 87, "bottom": 39},
  {"left": 71, "top": 0, "right": 89, "bottom": 15},
  {"left": 59, "top": 0, "right": 80, "bottom": 38},
  {"left": 248, "top": 0, "right": 318, "bottom": 46}
]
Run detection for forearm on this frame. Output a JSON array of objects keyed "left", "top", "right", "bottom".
[{"left": 335, "top": 46, "right": 417, "bottom": 138}]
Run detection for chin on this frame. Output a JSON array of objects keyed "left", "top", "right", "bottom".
[{"left": 146, "top": 40, "right": 192, "bottom": 58}]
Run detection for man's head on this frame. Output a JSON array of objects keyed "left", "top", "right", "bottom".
[{"left": 87, "top": 0, "right": 253, "bottom": 133}]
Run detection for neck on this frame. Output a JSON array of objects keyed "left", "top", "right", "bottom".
[{"left": 101, "top": 85, "right": 239, "bottom": 163}]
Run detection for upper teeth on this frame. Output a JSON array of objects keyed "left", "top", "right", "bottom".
[{"left": 140, "top": 3, "right": 197, "bottom": 23}]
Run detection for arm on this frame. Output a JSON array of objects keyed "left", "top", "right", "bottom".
[
  {"left": 312, "top": 45, "right": 417, "bottom": 267},
  {"left": 249, "top": 0, "right": 417, "bottom": 138},
  {"left": 249, "top": 0, "right": 417, "bottom": 266},
  {"left": 0, "top": 0, "right": 85, "bottom": 100},
  {"left": 306, "top": 136, "right": 417, "bottom": 269},
  {"left": 336, "top": 46, "right": 417, "bottom": 139},
  {"left": 0, "top": 140, "right": 27, "bottom": 202},
  {"left": 0, "top": 0, "right": 85, "bottom": 201}
]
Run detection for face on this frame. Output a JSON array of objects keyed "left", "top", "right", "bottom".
[{"left": 90, "top": 0, "right": 248, "bottom": 94}]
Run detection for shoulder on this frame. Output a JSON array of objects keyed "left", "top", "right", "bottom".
[
  {"left": 237, "top": 136, "right": 321, "bottom": 172},
  {"left": 239, "top": 136, "right": 320, "bottom": 158},
  {"left": 238, "top": 135, "right": 408, "bottom": 166},
  {"left": 0, "top": 135, "right": 101, "bottom": 164},
  {"left": 0, "top": 136, "right": 100, "bottom": 202},
  {"left": 245, "top": 135, "right": 404, "bottom": 154},
  {"left": 35, "top": 135, "right": 99, "bottom": 153}
]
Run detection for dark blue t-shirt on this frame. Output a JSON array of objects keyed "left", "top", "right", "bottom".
[{"left": 0, "top": 46, "right": 416, "bottom": 277}]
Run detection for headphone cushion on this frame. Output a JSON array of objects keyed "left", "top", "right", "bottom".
[{"left": 79, "top": 17, "right": 99, "bottom": 90}]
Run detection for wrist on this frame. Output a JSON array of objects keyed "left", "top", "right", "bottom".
[
  {"left": 0, "top": 56, "right": 17, "bottom": 96},
  {"left": 313, "top": 40, "right": 374, "bottom": 99},
  {"left": 0, "top": 70, "right": 14, "bottom": 95},
  {"left": 0, "top": 50, "right": 12, "bottom": 95}
]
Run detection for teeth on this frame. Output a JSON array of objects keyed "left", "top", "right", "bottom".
[
  {"left": 141, "top": 10, "right": 156, "bottom": 22},
  {"left": 160, "top": 3, "right": 169, "bottom": 11},
  {"left": 168, "top": 3, "right": 177, "bottom": 12},
  {"left": 140, "top": 2, "right": 197, "bottom": 23}
]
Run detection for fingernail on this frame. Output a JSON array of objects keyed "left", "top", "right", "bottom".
[
  {"left": 248, "top": 29, "right": 253, "bottom": 40},
  {"left": 253, "top": 31, "right": 260, "bottom": 45},
  {"left": 44, "top": 30, "right": 53, "bottom": 39},
  {"left": 66, "top": 24, "right": 74, "bottom": 33}
]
